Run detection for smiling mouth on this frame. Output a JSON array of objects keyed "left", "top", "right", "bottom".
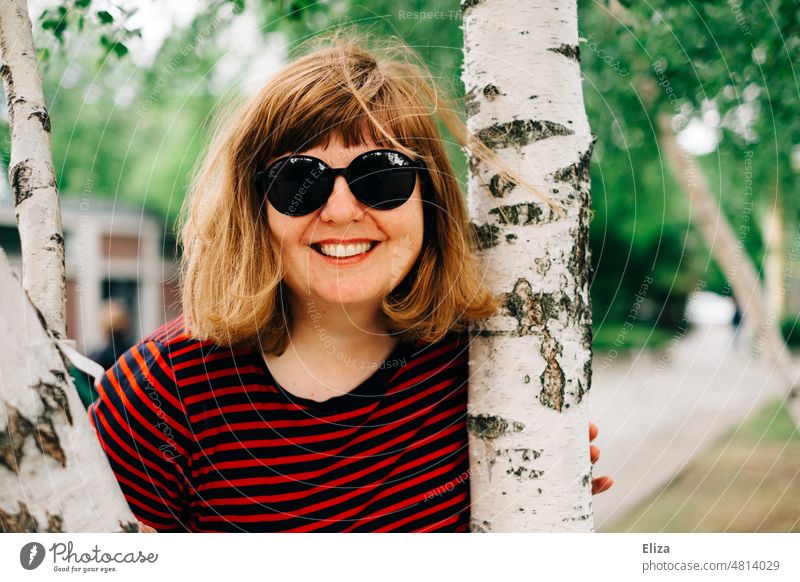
[{"left": 310, "top": 241, "right": 380, "bottom": 258}]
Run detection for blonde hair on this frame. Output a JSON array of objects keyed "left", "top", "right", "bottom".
[{"left": 177, "top": 29, "right": 553, "bottom": 354}]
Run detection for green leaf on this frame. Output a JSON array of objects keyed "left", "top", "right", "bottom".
[
  {"left": 36, "top": 47, "right": 50, "bottom": 62},
  {"left": 112, "top": 41, "right": 128, "bottom": 58},
  {"left": 74, "top": 0, "right": 92, "bottom": 8},
  {"left": 230, "top": 0, "right": 245, "bottom": 14},
  {"left": 96, "top": 10, "right": 114, "bottom": 24}
]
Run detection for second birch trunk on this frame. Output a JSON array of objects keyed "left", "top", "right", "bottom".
[{"left": 463, "top": 0, "right": 595, "bottom": 532}]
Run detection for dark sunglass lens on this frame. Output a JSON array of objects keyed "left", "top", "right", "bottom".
[
  {"left": 265, "top": 157, "right": 330, "bottom": 216},
  {"left": 348, "top": 151, "right": 418, "bottom": 210}
]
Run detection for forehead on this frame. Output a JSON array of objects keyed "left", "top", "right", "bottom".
[
  {"left": 267, "top": 129, "right": 417, "bottom": 168},
  {"left": 292, "top": 132, "right": 379, "bottom": 164}
]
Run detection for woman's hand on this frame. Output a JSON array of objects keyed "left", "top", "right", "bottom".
[{"left": 590, "top": 422, "right": 614, "bottom": 495}]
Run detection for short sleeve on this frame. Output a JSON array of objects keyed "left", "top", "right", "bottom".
[{"left": 87, "top": 339, "right": 193, "bottom": 532}]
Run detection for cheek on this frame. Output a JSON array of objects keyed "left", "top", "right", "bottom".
[{"left": 267, "top": 209, "right": 302, "bottom": 252}]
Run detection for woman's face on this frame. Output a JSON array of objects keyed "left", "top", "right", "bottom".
[{"left": 265, "top": 133, "right": 425, "bottom": 312}]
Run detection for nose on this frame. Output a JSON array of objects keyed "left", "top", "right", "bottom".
[{"left": 318, "top": 174, "right": 366, "bottom": 223}]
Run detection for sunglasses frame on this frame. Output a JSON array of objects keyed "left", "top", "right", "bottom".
[{"left": 256, "top": 148, "right": 426, "bottom": 217}]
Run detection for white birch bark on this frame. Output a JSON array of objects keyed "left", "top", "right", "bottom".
[
  {"left": 462, "top": 0, "right": 595, "bottom": 532},
  {"left": 0, "top": 1, "right": 138, "bottom": 532},
  {"left": 657, "top": 113, "right": 800, "bottom": 426},
  {"left": 0, "top": 0, "right": 66, "bottom": 339},
  {"left": 0, "top": 249, "right": 138, "bottom": 532}
]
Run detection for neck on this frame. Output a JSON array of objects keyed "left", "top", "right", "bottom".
[{"left": 287, "top": 292, "right": 396, "bottom": 363}]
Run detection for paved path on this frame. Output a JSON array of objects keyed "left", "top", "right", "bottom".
[{"left": 588, "top": 323, "right": 793, "bottom": 530}]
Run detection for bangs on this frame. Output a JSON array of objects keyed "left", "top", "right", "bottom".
[{"left": 255, "top": 59, "right": 433, "bottom": 166}]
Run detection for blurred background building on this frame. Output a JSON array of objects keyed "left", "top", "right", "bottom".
[{"left": 0, "top": 191, "right": 180, "bottom": 355}]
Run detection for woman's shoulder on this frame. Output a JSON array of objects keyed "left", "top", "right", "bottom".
[
  {"left": 136, "top": 313, "right": 235, "bottom": 362},
  {"left": 409, "top": 326, "right": 470, "bottom": 350},
  {"left": 100, "top": 313, "right": 234, "bottom": 389},
  {"left": 140, "top": 313, "right": 197, "bottom": 348}
]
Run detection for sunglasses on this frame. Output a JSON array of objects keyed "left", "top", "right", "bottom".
[{"left": 256, "top": 149, "right": 425, "bottom": 217}]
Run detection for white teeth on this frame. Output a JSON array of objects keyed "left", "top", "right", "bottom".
[{"left": 318, "top": 242, "right": 374, "bottom": 258}]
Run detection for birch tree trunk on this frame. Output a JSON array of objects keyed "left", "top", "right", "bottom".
[
  {"left": 0, "top": 0, "right": 138, "bottom": 532},
  {"left": 463, "top": 0, "right": 595, "bottom": 532},
  {"left": 0, "top": 249, "right": 138, "bottom": 532},
  {"left": 656, "top": 113, "right": 800, "bottom": 426},
  {"left": 0, "top": 0, "right": 66, "bottom": 338}
]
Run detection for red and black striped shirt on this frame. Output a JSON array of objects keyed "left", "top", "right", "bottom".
[{"left": 87, "top": 315, "right": 471, "bottom": 532}]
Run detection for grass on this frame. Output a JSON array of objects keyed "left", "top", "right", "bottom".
[
  {"left": 592, "top": 321, "right": 674, "bottom": 351},
  {"left": 603, "top": 398, "right": 800, "bottom": 532}
]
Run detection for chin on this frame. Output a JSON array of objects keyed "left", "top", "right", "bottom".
[{"left": 312, "top": 282, "right": 386, "bottom": 307}]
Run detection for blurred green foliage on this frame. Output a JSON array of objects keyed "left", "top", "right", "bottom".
[{"left": 2, "top": 0, "right": 797, "bottom": 349}]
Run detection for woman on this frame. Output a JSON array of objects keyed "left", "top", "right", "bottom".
[{"left": 88, "top": 34, "right": 612, "bottom": 533}]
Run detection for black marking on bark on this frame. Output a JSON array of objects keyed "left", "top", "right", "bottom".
[
  {"left": 0, "top": 64, "right": 12, "bottom": 86},
  {"left": 10, "top": 160, "right": 57, "bottom": 207},
  {"left": 11, "top": 162, "right": 34, "bottom": 206},
  {"left": 0, "top": 378, "right": 72, "bottom": 473},
  {"left": 466, "top": 413, "right": 524, "bottom": 440},
  {"left": 582, "top": 473, "right": 592, "bottom": 487},
  {"left": 29, "top": 383, "right": 69, "bottom": 467},
  {"left": 461, "top": 0, "right": 482, "bottom": 11},
  {"left": 475, "top": 119, "right": 574, "bottom": 150},
  {"left": 535, "top": 256, "right": 552, "bottom": 277},
  {"left": 569, "top": 223, "right": 588, "bottom": 291},
  {"left": 469, "top": 518, "right": 492, "bottom": 533},
  {"left": 0, "top": 403, "right": 34, "bottom": 473},
  {"left": 37, "top": 376, "right": 73, "bottom": 426},
  {"left": 46, "top": 513, "right": 64, "bottom": 532},
  {"left": 471, "top": 222, "right": 501, "bottom": 250},
  {"left": 548, "top": 44, "right": 580, "bottom": 62},
  {"left": 30, "top": 110, "right": 51, "bottom": 133},
  {"left": 505, "top": 233, "right": 517, "bottom": 243},
  {"left": 120, "top": 521, "right": 141, "bottom": 533},
  {"left": 501, "top": 278, "right": 573, "bottom": 336},
  {"left": 50, "top": 232, "right": 64, "bottom": 247},
  {"left": 539, "top": 327, "right": 566, "bottom": 411},
  {"left": 551, "top": 134, "right": 594, "bottom": 185},
  {"left": 498, "top": 447, "right": 543, "bottom": 463},
  {"left": 483, "top": 83, "right": 501, "bottom": 101},
  {"left": 464, "top": 87, "right": 480, "bottom": 117},
  {"left": 498, "top": 447, "right": 545, "bottom": 481},
  {"left": 0, "top": 501, "right": 38, "bottom": 532},
  {"left": 489, "top": 202, "right": 548, "bottom": 226},
  {"left": 489, "top": 173, "right": 515, "bottom": 198}
]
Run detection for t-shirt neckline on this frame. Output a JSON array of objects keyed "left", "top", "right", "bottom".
[{"left": 250, "top": 338, "right": 411, "bottom": 412}]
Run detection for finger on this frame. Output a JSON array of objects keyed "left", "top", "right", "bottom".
[
  {"left": 592, "top": 476, "right": 614, "bottom": 495},
  {"left": 589, "top": 422, "right": 598, "bottom": 442},
  {"left": 590, "top": 444, "right": 600, "bottom": 464},
  {"left": 138, "top": 522, "right": 157, "bottom": 533}
]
